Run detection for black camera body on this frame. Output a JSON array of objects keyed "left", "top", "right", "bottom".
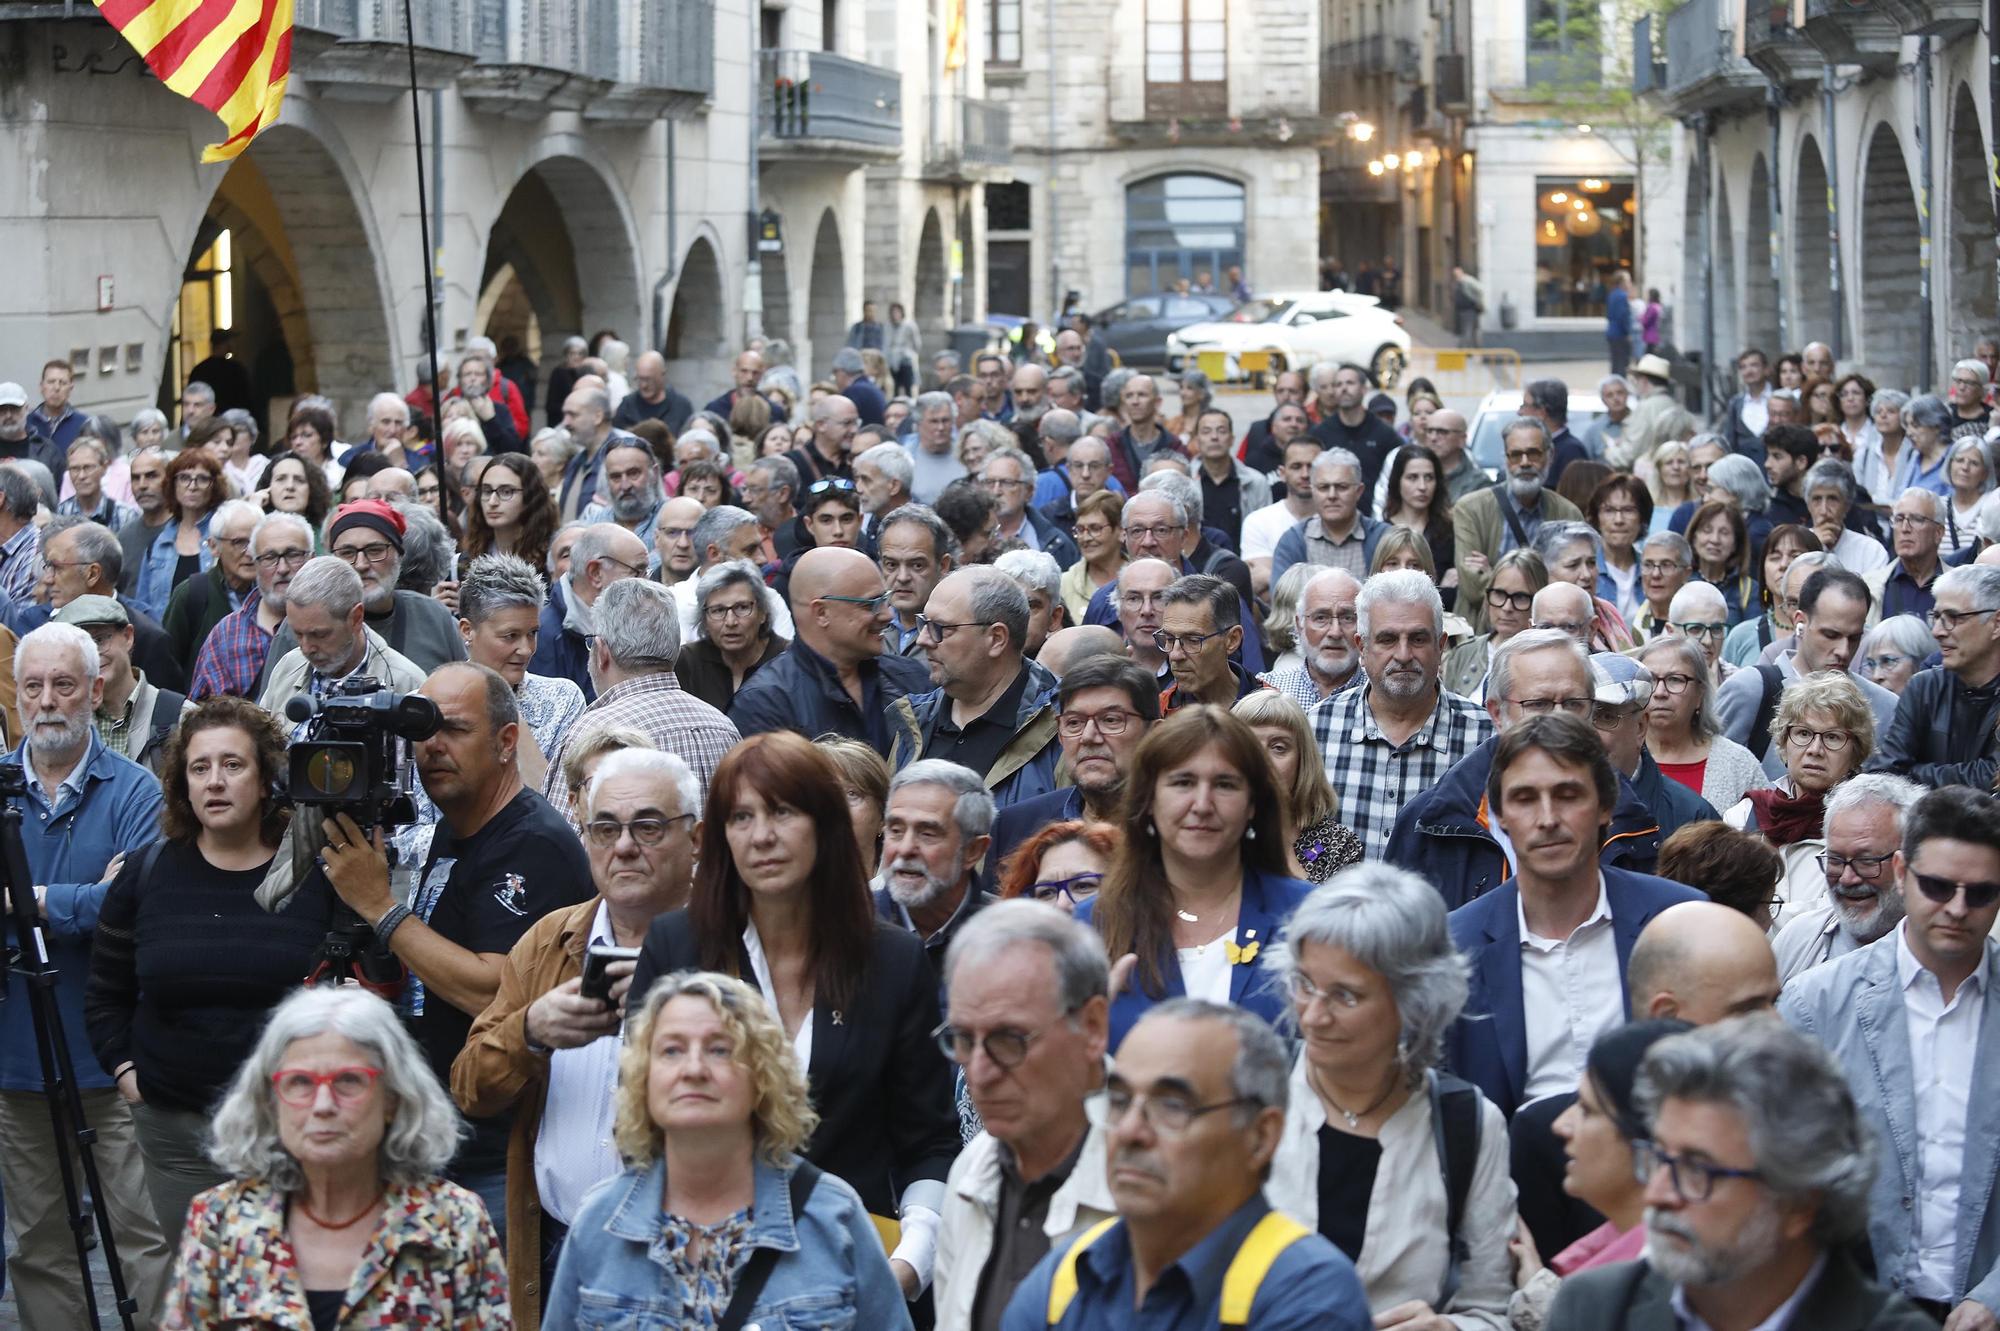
[{"left": 283, "top": 677, "right": 441, "bottom": 829}]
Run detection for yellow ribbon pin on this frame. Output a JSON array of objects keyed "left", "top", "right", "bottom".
[{"left": 1226, "top": 939, "right": 1260, "bottom": 966}]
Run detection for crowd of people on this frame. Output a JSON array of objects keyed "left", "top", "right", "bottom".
[{"left": 0, "top": 313, "right": 1997, "bottom": 1330}]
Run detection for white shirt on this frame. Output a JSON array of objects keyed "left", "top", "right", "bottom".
[
  {"left": 1898, "top": 920, "right": 1986, "bottom": 1300},
  {"left": 533, "top": 902, "right": 626, "bottom": 1225},
  {"left": 1670, "top": 1252, "right": 1826, "bottom": 1331},
  {"left": 1828, "top": 527, "right": 1890, "bottom": 575},
  {"left": 1241, "top": 500, "right": 1306, "bottom": 563},
  {"left": 1738, "top": 387, "right": 1770, "bottom": 439},
  {"left": 1518, "top": 876, "right": 1623, "bottom": 1104},
  {"left": 1176, "top": 929, "right": 1236, "bottom": 1005}
]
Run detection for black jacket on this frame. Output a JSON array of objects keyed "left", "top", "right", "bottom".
[
  {"left": 1866, "top": 664, "right": 2000, "bottom": 788},
  {"left": 627, "top": 912, "right": 961, "bottom": 1219},
  {"left": 673, "top": 633, "right": 787, "bottom": 715},
  {"left": 1547, "top": 1250, "right": 1934, "bottom": 1331},
  {"left": 728, "top": 638, "right": 932, "bottom": 756}
]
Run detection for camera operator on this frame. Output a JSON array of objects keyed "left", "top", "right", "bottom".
[
  {"left": 256, "top": 555, "right": 426, "bottom": 721},
  {"left": 0, "top": 622, "right": 171, "bottom": 1329},
  {"left": 318, "top": 660, "right": 592, "bottom": 1249},
  {"left": 451, "top": 748, "right": 702, "bottom": 1327}
]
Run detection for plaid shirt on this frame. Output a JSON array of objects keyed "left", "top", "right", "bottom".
[
  {"left": 1311, "top": 682, "right": 1494, "bottom": 861},
  {"left": 0, "top": 521, "right": 40, "bottom": 607},
  {"left": 541, "top": 669, "right": 741, "bottom": 826},
  {"left": 188, "top": 590, "right": 270, "bottom": 699}
]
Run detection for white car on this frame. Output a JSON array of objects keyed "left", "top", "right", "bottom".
[
  {"left": 1164, "top": 290, "right": 1412, "bottom": 388},
  {"left": 1468, "top": 389, "right": 1608, "bottom": 476}
]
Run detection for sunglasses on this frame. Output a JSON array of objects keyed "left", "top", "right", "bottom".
[{"left": 1912, "top": 872, "right": 2000, "bottom": 911}]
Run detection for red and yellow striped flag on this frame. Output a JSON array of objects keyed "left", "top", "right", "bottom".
[{"left": 92, "top": 0, "right": 295, "bottom": 163}]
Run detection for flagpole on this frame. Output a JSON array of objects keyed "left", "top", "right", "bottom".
[{"left": 401, "top": 0, "right": 447, "bottom": 531}]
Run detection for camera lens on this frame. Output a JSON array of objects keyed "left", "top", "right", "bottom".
[{"left": 301, "top": 748, "right": 359, "bottom": 798}]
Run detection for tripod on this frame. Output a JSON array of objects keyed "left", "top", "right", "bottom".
[{"left": 0, "top": 762, "right": 140, "bottom": 1331}]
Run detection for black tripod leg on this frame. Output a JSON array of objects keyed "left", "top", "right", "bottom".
[{"left": 17, "top": 965, "right": 106, "bottom": 1330}]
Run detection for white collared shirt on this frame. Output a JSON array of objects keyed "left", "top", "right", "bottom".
[
  {"left": 1518, "top": 875, "right": 1622, "bottom": 1104},
  {"left": 1670, "top": 1252, "right": 1826, "bottom": 1331},
  {"left": 743, "top": 919, "right": 813, "bottom": 1069},
  {"left": 1739, "top": 387, "right": 1770, "bottom": 438},
  {"left": 533, "top": 901, "right": 626, "bottom": 1226},
  {"left": 1897, "top": 920, "right": 1986, "bottom": 1300}
]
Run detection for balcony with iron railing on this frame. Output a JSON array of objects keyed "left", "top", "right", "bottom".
[
  {"left": 759, "top": 49, "right": 903, "bottom": 163},
  {"left": 1631, "top": 15, "right": 1667, "bottom": 94},
  {"left": 1660, "top": 0, "right": 1765, "bottom": 112},
  {"left": 1799, "top": 0, "right": 1902, "bottom": 69},
  {"left": 1741, "top": 0, "right": 1822, "bottom": 88},
  {"left": 923, "top": 94, "right": 1013, "bottom": 181}
]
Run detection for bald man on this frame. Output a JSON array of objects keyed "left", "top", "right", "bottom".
[
  {"left": 1038, "top": 624, "right": 1127, "bottom": 678},
  {"left": 1530, "top": 582, "right": 1597, "bottom": 648},
  {"left": 1802, "top": 341, "right": 1834, "bottom": 383},
  {"left": 1626, "top": 901, "right": 1782, "bottom": 1023},
  {"left": 613, "top": 349, "right": 693, "bottom": 434},
  {"left": 728, "top": 545, "right": 930, "bottom": 754},
  {"left": 367, "top": 467, "right": 418, "bottom": 501}
]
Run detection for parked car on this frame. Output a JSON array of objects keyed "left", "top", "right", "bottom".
[
  {"left": 1467, "top": 389, "right": 1608, "bottom": 477},
  {"left": 1090, "top": 293, "right": 1237, "bottom": 370},
  {"left": 1164, "top": 290, "right": 1411, "bottom": 388}
]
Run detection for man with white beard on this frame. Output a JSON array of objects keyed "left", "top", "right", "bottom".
[
  {"left": 872, "top": 758, "right": 996, "bottom": 989},
  {"left": 1772, "top": 774, "right": 1922, "bottom": 982},
  {"left": 1546, "top": 1017, "right": 1930, "bottom": 1330},
  {"left": 1259, "top": 568, "right": 1362, "bottom": 708},
  {"left": 1452, "top": 416, "right": 1584, "bottom": 633},
  {"left": 581, "top": 439, "right": 666, "bottom": 557}
]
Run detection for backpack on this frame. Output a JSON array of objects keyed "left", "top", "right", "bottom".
[
  {"left": 1428, "top": 1069, "right": 1483, "bottom": 1311},
  {"left": 1046, "top": 1210, "right": 1312, "bottom": 1328},
  {"left": 1748, "top": 663, "right": 1786, "bottom": 761}
]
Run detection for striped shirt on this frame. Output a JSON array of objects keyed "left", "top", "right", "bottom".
[
  {"left": 1310, "top": 683, "right": 1495, "bottom": 861},
  {"left": 541, "top": 670, "right": 741, "bottom": 826},
  {"left": 188, "top": 591, "right": 270, "bottom": 699}
]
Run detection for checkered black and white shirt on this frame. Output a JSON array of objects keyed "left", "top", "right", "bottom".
[{"left": 1310, "top": 683, "right": 1494, "bottom": 861}]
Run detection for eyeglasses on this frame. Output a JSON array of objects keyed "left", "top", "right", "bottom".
[
  {"left": 176, "top": 473, "right": 216, "bottom": 487},
  {"left": 1058, "top": 708, "right": 1137, "bottom": 738},
  {"left": 1674, "top": 622, "right": 1728, "bottom": 641},
  {"left": 254, "top": 549, "right": 312, "bottom": 570},
  {"left": 1087, "top": 1084, "right": 1255, "bottom": 1136},
  {"left": 1781, "top": 725, "right": 1851, "bottom": 752},
  {"left": 1929, "top": 606, "right": 1999, "bottom": 631},
  {"left": 1892, "top": 514, "right": 1943, "bottom": 530},
  {"left": 1912, "top": 872, "right": 2000, "bottom": 910},
  {"left": 819, "top": 591, "right": 891, "bottom": 613},
  {"left": 982, "top": 476, "right": 1030, "bottom": 492},
  {"left": 1653, "top": 672, "right": 1698, "bottom": 696},
  {"left": 583, "top": 813, "right": 694, "bottom": 848},
  {"left": 917, "top": 615, "right": 995, "bottom": 641},
  {"left": 703, "top": 601, "right": 760, "bottom": 621},
  {"left": 1029, "top": 872, "right": 1103, "bottom": 905},
  {"left": 1861, "top": 653, "right": 1909, "bottom": 674},
  {"left": 477, "top": 485, "right": 523, "bottom": 502},
  {"left": 1285, "top": 972, "right": 1365, "bottom": 1011},
  {"left": 1504, "top": 449, "right": 1548, "bottom": 467},
  {"left": 1485, "top": 588, "right": 1533, "bottom": 613},
  {"left": 595, "top": 555, "right": 647, "bottom": 578},
  {"left": 1502, "top": 696, "right": 1593, "bottom": 717},
  {"left": 1819, "top": 850, "right": 1894, "bottom": 881},
  {"left": 1072, "top": 522, "right": 1113, "bottom": 541},
  {"left": 1531, "top": 620, "right": 1591, "bottom": 638},
  {"left": 271, "top": 1066, "right": 382, "bottom": 1107},
  {"left": 1124, "top": 523, "right": 1186, "bottom": 542},
  {"left": 1153, "top": 628, "right": 1226, "bottom": 654},
  {"left": 213, "top": 535, "right": 253, "bottom": 553},
  {"left": 1591, "top": 705, "right": 1632, "bottom": 732},
  {"left": 1301, "top": 610, "right": 1359, "bottom": 632},
  {"left": 1641, "top": 560, "right": 1687, "bottom": 576},
  {"left": 1597, "top": 504, "right": 1641, "bottom": 521},
  {"left": 1632, "top": 1139, "right": 1763, "bottom": 1202},
  {"left": 932, "top": 1011, "right": 1075, "bottom": 1069},
  {"left": 807, "top": 477, "right": 857, "bottom": 495},
  {"left": 334, "top": 541, "right": 398, "bottom": 566}
]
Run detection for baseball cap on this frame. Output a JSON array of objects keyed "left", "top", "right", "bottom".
[
  {"left": 0, "top": 383, "right": 26, "bottom": 408},
  {"left": 1590, "top": 652, "right": 1652, "bottom": 708},
  {"left": 51, "top": 594, "right": 129, "bottom": 629}
]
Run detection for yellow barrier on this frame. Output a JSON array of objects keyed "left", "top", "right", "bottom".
[
  {"left": 1196, "top": 349, "right": 1232, "bottom": 381},
  {"left": 1404, "top": 347, "right": 1525, "bottom": 397}
]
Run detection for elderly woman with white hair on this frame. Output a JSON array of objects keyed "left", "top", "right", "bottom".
[
  {"left": 1530, "top": 521, "right": 1634, "bottom": 652},
  {"left": 1637, "top": 634, "right": 1770, "bottom": 810},
  {"left": 1897, "top": 393, "right": 1954, "bottom": 498},
  {"left": 1664, "top": 580, "right": 1737, "bottom": 686},
  {"left": 1857, "top": 613, "right": 1934, "bottom": 695},
  {"left": 1265, "top": 865, "right": 1516, "bottom": 1329},
  {"left": 160, "top": 987, "right": 508, "bottom": 1330},
  {"left": 1942, "top": 434, "right": 1993, "bottom": 555},
  {"left": 674, "top": 558, "right": 789, "bottom": 713}
]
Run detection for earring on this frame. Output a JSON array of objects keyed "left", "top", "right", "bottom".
[
  {"left": 1245, "top": 825, "right": 1257, "bottom": 840},
  {"left": 1147, "top": 820, "right": 1156, "bottom": 836}
]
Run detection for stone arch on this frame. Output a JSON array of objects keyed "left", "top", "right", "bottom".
[
  {"left": 1714, "top": 180, "right": 1738, "bottom": 381},
  {"left": 1744, "top": 155, "right": 1780, "bottom": 357},
  {"left": 1791, "top": 135, "right": 1833, "bottom": 347},
  {"left": 1681, "top": 161, "right": 1705, "bottom": 370},
  {"left": 807, "top": 208, "right": 847, "bottom": 378},
  {"left": 1947, "top": 82, "right": 1997, "bottom": 360},
  {"left": 666, "top": 234, "right": 728, "bottom": 366},
  {"left": 1860, "top": 122, "right": 1922, "bottom": 390},
  {"left": 915, "top": 209, "right": 948, "bottom": 332},
  {"left": 179, "top": 121, "right": 397, "bottom": 433}
]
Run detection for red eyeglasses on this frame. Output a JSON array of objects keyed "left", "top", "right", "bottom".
[{"left": 271, "top": 1066, "right": 382, "bottom": 1107}]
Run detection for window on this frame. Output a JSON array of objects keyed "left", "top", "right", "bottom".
[
  {"left": 1125, "top": 173, "right": 1245, "bottom": 296},
  {"left": 1533, "top": 176, "right": 1635, "bottom": 318},
  {"left": 988, "top": 0, "right": 1020, "bottom": 64},
  {"left": 1145, "top": 0, "right": 1226, "bottom": 117},
  {"left": 986, "top": 181, "right": 1031, "bottom": 231},
  {"left": 1527, "top": 0, "right": 1600, "bottom": 84}
]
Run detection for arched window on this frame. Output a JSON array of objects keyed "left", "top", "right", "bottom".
[{"left": 1124, "top": 173, "right": 1245, "bottom": 297}]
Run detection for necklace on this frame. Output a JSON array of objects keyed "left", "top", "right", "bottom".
[
  {"left": 1309, "top": 1064, "right": 1400, "bottom": 1130},
  {"left": 296, "top": 1188, "right": 385, "bottom": 1231}
]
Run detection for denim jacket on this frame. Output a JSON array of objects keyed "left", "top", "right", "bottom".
[
  {"left": 543, "top": 1152, "right": 915, "bottom": 1331},
  {"left": 133, "top": 512, "right": 213, "bottom": 622}
]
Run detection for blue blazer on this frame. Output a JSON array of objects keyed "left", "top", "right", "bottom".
[
  {"left": 1079, "top": 867, "right": 1314, "bottom": 1050},
  {"left": 1444, "top": 866, "right": 1706, "bottom": 1117}
]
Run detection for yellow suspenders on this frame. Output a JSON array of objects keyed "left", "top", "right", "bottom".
[{"left": 1045, "top": 1212, "right": 1312, "bottom": 1328}]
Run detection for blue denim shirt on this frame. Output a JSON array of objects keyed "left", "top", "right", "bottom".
[
  {"left": 543, "top": 1152, "right": 914, "bottom": 1331},
  {"left": 1, "top": 733, "right": 165, "bottom": 1090},
  {"left": 1000, "top": 1196, "right": 1369, "bottom": 1331},
  {"left": 133, "top": 512, "right": 214, "bottom": 622}
]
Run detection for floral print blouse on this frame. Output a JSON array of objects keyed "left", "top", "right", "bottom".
[
  {"left": 163, "top": 1175, "right": 512, "bottom": 1330},
  {"left": 659, "top": 1206, "right": 755, "bottom": 1329}
]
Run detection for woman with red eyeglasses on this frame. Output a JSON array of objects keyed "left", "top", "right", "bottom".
[{"left": 161, "top": 985, "right": 508, "bottom": 1329}]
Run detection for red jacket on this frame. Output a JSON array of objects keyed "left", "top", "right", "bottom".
[{"left": 442, "top": 373, "right": 530, "bottom": 436}]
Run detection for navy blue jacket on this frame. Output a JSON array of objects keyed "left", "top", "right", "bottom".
[
  {"left": 527, "top": 575, "right": 594, "bottom": 702},
  {"left": 842, "top": 378, "right": 888, "bottom": 427},
  {"left": 1021, "top": 506, "right": 1081, "bottom": 569},
  {"left": 728, "top": 638, "right": 932, "bottom": 756},
  {"left": 1629, "top": 750, "right": 1719, "bottom": 840},
  {"left": 1445, "top": 866, "right": 1706, "bottom": 1117},
  {"left": 989, "top": 786, "right": 1086, "bottom": 874},
  {"left": 1382, "top": 735, "right": 1664, "bottom": 910}
]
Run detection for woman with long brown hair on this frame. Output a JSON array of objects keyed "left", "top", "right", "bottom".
[
  {"left": 625, "top": 731, "right": 959, "bottom": 1301},
  {"left": 1079, "top": 705, "right": 1313, "bottom": 1049},
  {"left": 458, "top": 451, "right": 556, "bottom": 573},
  {"left": 134, "top": 447, "right": 224, "bottom": 619}
]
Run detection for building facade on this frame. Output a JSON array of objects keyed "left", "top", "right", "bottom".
[{"left": 1641, "top": 0, "right": 1992, "bottom": 404}]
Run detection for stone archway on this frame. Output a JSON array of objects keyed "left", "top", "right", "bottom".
[
  {"left": 666, "top": 236, "right": 728, "bottom": 364},
  {"left": 1860, "top": 123, "right": 1922, "bottom": 391},
  {"left": 1791, "top": 136, "right": 1833, "bottom": 346},
  {"left": 176, "top": 123, "right": 397, "bottom": 434},
  {"left": 807, "top": 209, "right": 846, "bottom": 378},
  {"left": 1744, "top": 155, "right": 1780, "bottom": 356},
  {"left": 915, "top": 209, "right": 948, "bottom": 332},
  {"left": 1947, "top": 84, "right": 1997, "bottom": 361}
]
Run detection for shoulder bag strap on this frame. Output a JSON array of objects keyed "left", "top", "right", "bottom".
[
  {"left": 1498, "top": 491, "right": 1531, "bottom": 551},
  {"left": 1750, "top": 663, "right": 1786, "bottom": 761},
  {"left": 715, "top": 1161, "right": 822, "bottom": 1331},
  {"left": 1047, "top": 1217, "right": 1121, "bottom": 1325},
  {"left": 1427, "top": 1069, "right": 1482, "bottom": 1313},
  {"left": 1218, "top": 1211, "right": 1313, "bottom": 1330}
]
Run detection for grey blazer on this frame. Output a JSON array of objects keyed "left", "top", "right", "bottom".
[
  {"left": 1779, "top": 931, "right": 2000, "bottom": 1313},
  {"left": 1546, "top": 1252, "right": 1935, "bottom": 1331}
]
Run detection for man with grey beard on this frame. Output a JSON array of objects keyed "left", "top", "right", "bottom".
[
  {"left": 873, "top": 758, "right": 996, "bottom": 988},
  {"left": 1260, "top": 568, "right": 1362, "bottom": 708},
  {"left": 1452, "top": 416, "right": 1584, "bottom": 632},
  {"left": 583, "top": 438, "right": 666, "bottom": 555},
  {"left": 190, "top": 510, "right": 314, "bottom": 699},
  {"left": 1773, "top": 774, "right": 1922, "bottom": 982}
]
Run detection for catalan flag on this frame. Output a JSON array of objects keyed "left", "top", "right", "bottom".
[
  {"left": 92, "top": 0, "right": 295, "bottom": 162},
  {"left": 943, "top": 0, "right": 966, "bottom": 71}
]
